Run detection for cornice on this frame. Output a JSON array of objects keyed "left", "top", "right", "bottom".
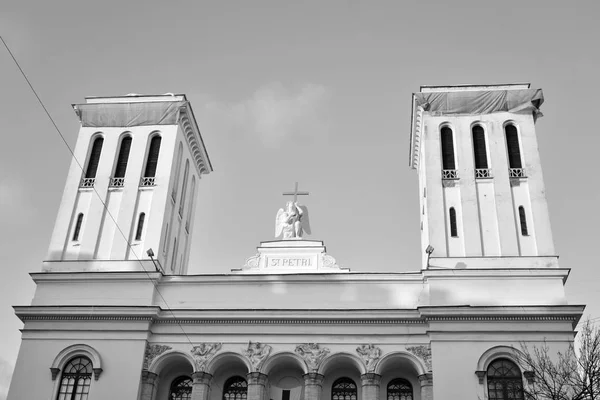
[
  {"left": 31, "top": 271, "right": 162, "bottom": 283},
  {"left": 154, "top": 318, "right": 426, "bottom": 325},
  {"left": 178, "top": 106, "right": 212, "bottom": 176}
]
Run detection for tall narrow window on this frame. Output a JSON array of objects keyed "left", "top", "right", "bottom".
[
  {"left": 440, "top": 126, "right": 456, "bottom": 170},
  {"left": 85, "top": 137, "right": 104, "bottom": 178},
  {"left": 73, "top": 213, "right": 84, "bottom": 241},
  {"left": 56, "top": 356, "right": 93, "bottom": 400},
  {"left": 171, "top": 238, "right": 178, "bottom": 272},
  {"left": 179, "top": 161, "right": 190, "bottom": 217},
  {"left": 331, "top": 378, "right": 357, "bottom": 400},
  {"left": 144, "top": 135, "right": 161, "bottom": 177},
  {"left": 518, "top": 206, "right": 528, "bottom": 236},
  {"left": 186, "top": 177, "right": 196, "bottom": 232},
  {"left": 172, "top": 143, "right": 183, "bottom": 200},
  {"left": 162, "top": 224, "right": 169, "bottom": 254},
  {"left": 135, "top": 213, "right": 145, "bottom": 241},
  {"left": 223, "top": 376, "right": 247, "bottom": 400},
  {"left": 169, "top": 376, "right": 192, "bottom": 400},
  {"left": 114, "top": 136, "right": 132, "bottom": 178},
  {"left": 387, "top": 378, "right": 413, "bottom": 400},
  {"left": 505, "top": 124, "right": 522, "bottom": 169},
  {"left": 449, "top": 207, "right": 458, "bottom": 237},
  {"left": 472, "top": 125, "right": 488, "bottom": 169},
  {"left": 487, "top": 359, "right": 524, "bottom": 400}
]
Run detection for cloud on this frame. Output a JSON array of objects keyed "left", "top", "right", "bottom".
[
  {"left": 0, "top": 357, "right": 13, "bottom": 400},
  {"left": 202, "top": 82, "right": 331, "bottom": 147}
]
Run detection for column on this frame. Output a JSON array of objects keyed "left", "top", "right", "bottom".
[
  {"left": 247, "top": 372, "right": 268, "bottom": 400},
  {"left": 360, "top": 373, "right": 381, "bottom": 400},
  {"left": 140, "top": 371, "right": 159, "bottom": 400},
  {"left": 418, "top": 373, "right": 433, "bottom": 400},
  {"left": 303, "top": 373, "right": 324, "bottom": 400},
  {"left": 192, "top": 372, "right": 213, "bottom": 400}
]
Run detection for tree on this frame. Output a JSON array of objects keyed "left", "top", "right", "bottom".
[{"left": 516, "top": 319, "right": 600, "bottom": 400}]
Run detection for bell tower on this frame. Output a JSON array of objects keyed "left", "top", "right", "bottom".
[
  {"left": 410, "top": 84, "right": 556, "bottom": 269},
  {"left": 45, "top": 94, "right": 212, "bottom": 274}
]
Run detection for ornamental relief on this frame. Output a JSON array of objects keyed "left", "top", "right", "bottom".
[
  {"left": 356, "top": 344, "right": 382, "bottom": 372},
  {"left": 244, "top": 341, "right": 272, "bottom": 371},
  {"left": 295, "top": 343, "right": 330, "bottom": 371},
  {"left": 143, "top": 343, "right": 172, "bottom": 370},
  {"left": 191, "top": 342, "right": 222, "bottom": 371},
  {"left": 406, "top": 345, "right": 432, "bottom": 371}
]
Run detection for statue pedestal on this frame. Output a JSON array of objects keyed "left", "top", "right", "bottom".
[{"left": 234, "top": 240, "right": 348, "bottom": 274}]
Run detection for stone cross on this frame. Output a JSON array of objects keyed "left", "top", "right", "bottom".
[{"left": 282, "top": 182, "right": 309, "bottom": 203}]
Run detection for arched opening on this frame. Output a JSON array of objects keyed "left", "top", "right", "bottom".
[
  {"left": 85, "top": 137, "right": 104, "bottom": 179},
  {"left": 186, "top": 177, "right": 196, "bottom": 233},
  {"left": 179, "top": 160, "right": 190, "bottom": 217},
  {"left": 387, "top": 378, "right": 413, "bottom": 400},
  {"left": 331, "top": 378, "right": 357, "bottom": 400},
  {"left": 518, "top": 206, "right": 528, "bottom": 236},
  {"left": 113, "top": 136, "right": 132, "bottom": 179},
  {"left": 56, "top": 356, "right": 93, "bottom": 400},
  {"left": 440, "top": 126, "right": 456, "bottom": 170},
  {"left": 151, "top": 351, "right": 194, "bottom": 400},
  {"left": 223, "top": 376, "right": 248, "bottom": 400},
  {"left": 172, "top": 143, "right": 183, "bottom": 200},
  {"left": 73, "top": 213, "right": 84, "bottom": 241},
  {"left": 487, "top": 358, "right": 524, "bottom": 400},
  {"left": 144, "top": 135, "right": 162, "bottom": 178},
  {"left": 505, "top": 124, "right": 522, "bottom": 169},
  {"left": 135, "top": 213, "right": 145, "bottom": 241},
  {"left": 262, "top": 353, "right": 307, "bottom": 400},
  {"left": 169, "top": 376, "right": 192, "bottom": 400},
  {"left": 472, "top": 125, "right": 488, "bottom": 169}
]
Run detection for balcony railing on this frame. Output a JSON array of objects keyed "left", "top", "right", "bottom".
[
  {"left": 442, "top": 169, "right": 459, "bottom": 180},
  {"left": 140, "top": 177, "right": 156, "bottom": 187},
  {"left": 509, "top": 168, "right": 526, "bottom": 178},
  {"left": 110, "top": 177, "right": 125, "bottom": 187},
  {"left": 475, "top": 168, "right": 492, "bottom": 179},
  {"left": 80, "top": 178, "right": 95, "bottom": 188}
]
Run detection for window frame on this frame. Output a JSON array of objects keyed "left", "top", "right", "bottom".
[
  {"left": 449, "top": 207, "right": 458, "bottom": 237},
  {"left": 168, "top": 375, "right": 193, "bottom": 400},
  {"left": 143, "top": 133, "right": 162, "bottom": 179},
  {"left": 84, "top": 134, "right": 104, "bottom": 180},
  {"left": 471, "top": 123, "right": 490, "bottom": 171},
  {"left": 486, "top": 358, "right": 525, "bottom": 400},
  {"left": 331, "top": 377, "right": 358, "bottom": 400},
  {"left": 222, "top": 376, "right": 248, "bottom": 400},
  {"left": 135, "top": 212, "right": 145, "bottom": 241},
  {"left": 387, "top": 377, "right": 413, "bottom": 400},
  {"left": 440, "top": 124, "right": 457, "bottom": 171},
  {"left": 112, "top": 134, "right": 132, "bottom": 180},
  {"left": 504, "top": 122, "right": 524, "bottom": 170},
  {"left": 55, "top": 356, "right": 93, "bottom": 400}
]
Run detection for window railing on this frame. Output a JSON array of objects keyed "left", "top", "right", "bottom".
[
  {"left": 442, "top": 169, "right": 459, "bottom": 180},
  {"left": 509, "top": 168, "right": 526, "bottom": 178},
  {"left": 140, "top": 177, "right": 156, "bottom": 187},
  {"left": 80, "top": 178, "right": 95, "bottom": 188},
  {"left": 110, "top": 177, "right": 124, "bottom": 187},
  {"left": 475, "top": 168, "right": 492, "bottom": 179}
]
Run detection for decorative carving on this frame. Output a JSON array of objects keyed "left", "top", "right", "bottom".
[
  {"left": 356, "top": 344, "right": 382, "bottom": 372},
  {"left": 50, "top": 367, "right": 60, "bottom": 380},
  {"left": 143, "top": 344, "right": 172, "bottom": 370},
  {"left": 475, "top": 370, "right": 486, "bottom": 384},
  {"left": 244, "top": 341, "right": 272, "bottom": 371},
  {"left": 406, "top": 345, "right": 432, "bottom": 371},
  {"left": 93, "top": 368, "right": 103, "bottom": 380},
  {"left": 322, "top": 254, "right": 337, "bottom": 268},
  {"left": 295, "top": 343, "right": 330, "bottom": 371},
  {"left": 244, "top": 254, "right": 260, "bottom": 268},
  {"left": 191, "top": 343, "right": 222, "bottom": 371},
  {"left": 523, "top": 370, "right": 535, "bottom": 384}
]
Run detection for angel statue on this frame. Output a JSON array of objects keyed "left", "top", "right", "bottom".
[{"left": 275, "top": 201, "right": 311, "bottom": 240}]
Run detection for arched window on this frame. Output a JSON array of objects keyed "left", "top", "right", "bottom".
[
  {"left": 179, "top": 160, "right": 190, "bottom": 217},
  {"left": 223, "top": 376, "right": 247, "bottom": 400},
  {"left": 472, "top": 125, "right": 488, "bottom": 169},
  {"left": 332, "top": 378, "right": 357, "bottom": 400},
  {"left": 186, "top": 177, "right": 196, "bottom": 232},
  {"left": 113, "top": 136, "right": 132, "bottom": 178},
  {"left": 135, "top": 213, "right": 145, "bottom": 241},
  {"left": 171, "top": 237, "right": 178, "bottom": 272},
  {"left": 449, "top": 207, "right": 458, "bottom": 237},
  {"left": 169, "top": 376, "right": 192, "bottom": 400},
  {"left": 505, "top": 124, "right": 522, "bottom": 169},
  {"left": 440, "top": 126, "right": 456, "bottom": 170},
  {"left": 172, "top": 143, "right": 183, "bottom": 200},
  {"left": 85, "top": 137, "right": 104, "bottom": 178},
  {"left": 487, "top": 359, "right": 524, "bottom": 400},
  {"left": 56, "top": 356, "right": 93, "bottom": 400},
  {"left": 144, "top": 135, "right": 162, "bottom": 178},
  {"left": 387, "top": 378, "right": 413, "bottom": 400},
  {"left": 73, "top": 213, "right": 84, "bottom": 241},
  {"left": 518, "top": 206, "right": 528, "bottom": 236}
]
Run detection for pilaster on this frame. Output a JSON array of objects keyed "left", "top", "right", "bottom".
[
  {"left": 192, "top": 372, "right": 213, "bottom": 400},
  {"left": 360, "top": 373, "right": 381, "bottom": 400},
  {"left": 140, "top": 371, "right": 159, "bottom": 400},
  {"left": 303, "top": 373, "right": 324, "bottom": 400},
  {"left": 418, "top": 373, "right": 433, "bottom": 400},
  {"left": 247, "top": 372, "right": 268, "bottom": 400}
]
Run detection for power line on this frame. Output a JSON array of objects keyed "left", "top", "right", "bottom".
[{"left": 1, "top": 35, "right": 198, "bottom": 350}]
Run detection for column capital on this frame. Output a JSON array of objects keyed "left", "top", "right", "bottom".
[
  {"left": 192, "top": 371, "right": 213, "bottom": 385},
  {"left": 247, "top": 372, "right": 268, "bottom": 386},
  {"left": 303, "top": 372, "right": 325, "bottom": 386},
  {"left": 418, "top": 373, "right": 433, "bottom": 386},
  {"left": 142, "top": 370, "right": 159, "bottom": 385},
  {"left": 360, "top": 373, "right": 382, "bottom": 386}
]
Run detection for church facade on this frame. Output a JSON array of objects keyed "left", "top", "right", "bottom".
[{"left": 7, "top": 85, "right": 583, "bottom": 400}]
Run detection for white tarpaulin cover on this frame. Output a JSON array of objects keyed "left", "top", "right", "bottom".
[
  {"left": 414, "top": 89, "right": 544, "bottom": 117},
  {"left": 75, "top": 101, "right": 185, "bottom": 127}
]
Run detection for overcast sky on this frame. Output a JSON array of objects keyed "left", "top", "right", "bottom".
[{"left": 1, "top": 1, "right": 600, "bottom": 397}]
